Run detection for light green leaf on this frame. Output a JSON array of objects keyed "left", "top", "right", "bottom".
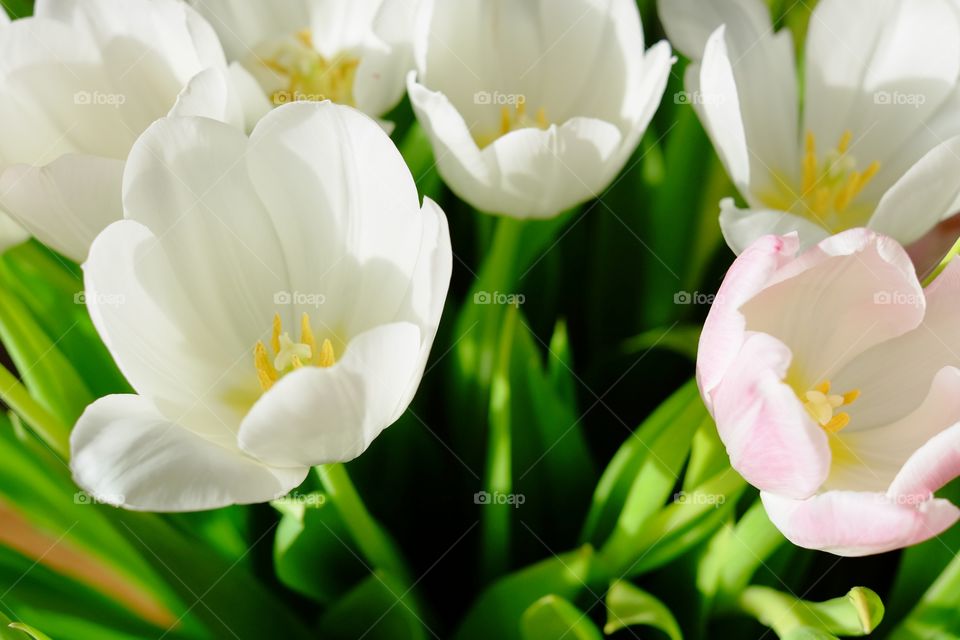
[
  {"left": 521, "top": 596, "right": 602, "bottom": 640},
  {"left": 6, "top": 624, "right": 52, "bottom": 640},
  {"left": 604, "top": 581, "right": 683, "bottom": 640},
  {"left": 319, "top": 571, "right": 429, "bottom": 640}
]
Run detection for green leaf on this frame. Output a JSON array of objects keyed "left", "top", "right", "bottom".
[
  {"left": 319, "top": 571, "right": 429, "bottom": 640},
  {"left": 397, "top": 122, "right": 442, "bottom": 202},
  {"left": 621, "top": 325, "right": 702, "bottom": 362},
  {"left": 455, "top": 545, "right": 595, "bottom": 640},
  {"left": 272, "top": 491, "right": 367, "bottom": 604},
  {"left": 890, "top": 548, "right": 960, "bottom": 639},
  {"left": 521, "top": 596, "right": 602, "bottom": 640},
  {"left": 739, "top": 586, "right": 884, "bottom": 638},
  {"left": 6, "top": 624, "right": 52, "bottom": 640},
  {"left": 604, "top": 581, "right": 683, "bottom": 640},
  {"left": 581, "top": 380, "right": 700, "bottom": 546}
]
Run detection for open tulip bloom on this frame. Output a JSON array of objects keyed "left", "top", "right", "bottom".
[
  {"left": 70, "top": 102, "right": 451, "bottom": 511},
  {"left": 191, "top": 0, "right": 416, "bottom": 124},
  {"left": 407, "top": 0, "right": 673, "bottom": 219},
  {"left": 699, "top": 229, "right": 960, "bottom": 556},
  {"left": 0, "top": 0, "right": 264, "bottom": 262},
  {"left": 659, "top": 0, "right": 960, "bottom": 264}
]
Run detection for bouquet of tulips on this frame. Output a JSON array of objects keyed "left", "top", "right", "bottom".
[{"left": 0, "top": 0, "right": 958, "bottom": 637}]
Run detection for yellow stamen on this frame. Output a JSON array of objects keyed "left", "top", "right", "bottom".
[
  {"left": 837, "top": 130, "right": 853, "bottom": 154},
  {"left": 500, "top": 106, "right": 511, "bottom": 136},
  {"left": 802, "top": 379, "right": 860, "bottom": 434},
  {"left": 823, "top": 412, "right": 850, "bottom": 434},
  {"left": 296, "top": 29, "right": 312, "bottom": 48},
  {"left": 271, "top": 313, "right": 282, "bottom": 354},
  {"left": 254, "top": 341, "right": 278, "bottom": 391},
  {"left": 803, "top": 131, "right": 818, "bottom": 194},
  {"left": 300, "top": 313, "right": 317, "bottom": 363},
  {"left": 317, "top": 338, "right": 336, "bottom": 368},
  {"left": 536, "top": 107, "right": 548, "bottom": 129}
]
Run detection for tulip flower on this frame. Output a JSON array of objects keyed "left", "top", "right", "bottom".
[
  {"left": 698, "top": 229, "right": 960, "bottom": 555},
  {"left": 658, "top": 0, "right": 960, "bottom": 260},
  {"left": 0, "top": 0, "right": 256, "bottom": 262},
  {"left": 70, "top": 102, "right": 452, "bottom": 511},
  {"left": 406, "top": 0, "right": 673, "bottom": 219},
  {"left": 191, "top": 0, "right": 416, "bottom": 122}
]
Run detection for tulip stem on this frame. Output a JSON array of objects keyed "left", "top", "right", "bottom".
[
  {"left": 316, "top": 464, "right": 414, "bottom": 587},
  {"left": 0, "top": 362, "right": 70, "bottom": 458}
]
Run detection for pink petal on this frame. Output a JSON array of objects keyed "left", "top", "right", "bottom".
[
  {"left": 762, "top": 490, "right": 960, "bottom": 557},
  {"left": 711, "top": 332, "right": 830, "bottom": 499}
]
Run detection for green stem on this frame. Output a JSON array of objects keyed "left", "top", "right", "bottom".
[
  {"left": 0, "top": 362, "right": 69, "bottom": 458},
  {"left": 316, "top": 464, "right": 413, "bottom": 587},
  {"left": 891, "top": 552, "right": 960, "bottom": 639}
]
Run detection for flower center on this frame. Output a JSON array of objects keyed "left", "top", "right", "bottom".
[
  {"left": 260, "top": 30, "right": 359, "bottom": 107},
  {"left": 474, "top": 102, "right": 550, "bottom": 148},
  {"left": 760, "top": 130, "right": 881, "bottom": 232},
  {"left": 801, "top": 380, "right": 860, "bottom": 434},
  {"left": 254, "top": 313, "right": 336, "bottom": 391}
]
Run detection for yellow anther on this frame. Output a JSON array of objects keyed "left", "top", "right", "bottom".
[
  {"left": 802, "top": 380, "right": 860, "bottom": 434},
  {"left": 296, "top": 29, "right": 312, "bottom": 48},
  {"left": 271, "top": 313, "right": 282, "bottom": 354},
  {"left": 317, "top": 338, "right": 336, "bottom": 368},
  {"left": 254, "top": 341, "right": 278, "bottom": 391},
  {"left": 500, "top": 106, "right": 512, "bottom": 136},
  {"left": 823, "top": 412, "right": 851, "bottom": 434},
  {"left": 536, "top": 107, "right": 548, "bottom": 129},
  {"left": 837, "top": 130, "right": 853, "bottom": 154},
  {"left": 803, "top": 131, "right": 818, "bottom": 194},
  {"left": 300, "top": 313, "right": 317, "bottom": 362}
]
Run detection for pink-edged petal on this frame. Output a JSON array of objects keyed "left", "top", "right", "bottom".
[
  {"left": 741, "top": 228, "right": 924, "bottom": 386},
  {"left": 71, "top": 394, "right": 308, "bottom": 512},
  {"left": 710, "top": 332, "right": 830, "bottom": 499},
  {"left": 890, "top": 422, "right": 960, "bottom": 503},
  {"left": 762, "top": 490, "right": 959, "bottom": 557},
  {"left": 697, "top": 233, "right": 799, "bottom": 404}
]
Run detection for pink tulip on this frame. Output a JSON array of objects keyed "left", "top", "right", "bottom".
[{"left": 698, "top": 228, "right": 960, "bottom": 556}]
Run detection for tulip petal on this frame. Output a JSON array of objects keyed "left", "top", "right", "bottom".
[
  {"left": 740, "top": 229, "right": 924, "bottom": 386},
  {"left": 238, "top": 322, "right": 423, "bottom": 467},
  {"left": 718, "top": 199, "right": 830, "bottom": 255},
  {"left": 71, "top": 394, "right": 308, "bottom": 512},
  {"left": 870, "top": 135, "right": 960, "bottom": 246},
  {"left": 188, "top": 0, "right": 309, "bottom": 62},
  {"left": 656, "top": 0, "right": 771, "bottom": 61},
  {"left": 762, "top": 490, "right": 959, "bottom": 557},
  {"left": 834, "top": 260, "right": 960, "bottom": 429},
  {"left": 697, "top": 232, "right": 798, "bottom": 404},
  {"left": 804, "top": 0, "right": 960, "bottom": 195},
  {"left": 0, "top": 153, "right": 123, "bottom": 262},
  {"left": 710, "top": 332, "right": 830, "bottom": 499}
]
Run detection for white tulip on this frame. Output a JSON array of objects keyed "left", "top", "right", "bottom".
[
  {"left": 659, "top": 0, "right": 960, "bottom": 257},
  {"left": 0, "top": 0, "right": 260, "bottom": 262},
  {"left": 190, "top": 0, "right": 417, "bottom": 121},
  {"left": 70, "top": 102, "right": 452, "bottom": 511},
  {"left": 406, "top": 0, "right": 673, "bottom": 219}
]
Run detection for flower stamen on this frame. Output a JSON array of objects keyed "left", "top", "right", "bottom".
[
  {"left": 802, "top": 379, "right": 860, "bottom": 434},
  {"left": 260, "top": 29, "right": 359, "bottom": 106},
  {"left": 255, "top": 312, "right": 336, "bottom": 391}
]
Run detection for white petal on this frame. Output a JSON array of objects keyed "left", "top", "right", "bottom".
[
  {"left": 353, "top": 0, "right": 419, "bottom": 117},
  {"left": 308, "top": 0, "right": 382, "bottom": 59},
  {"left": 719, "top": 198, "right": 830, "bottom": 255},
  {"left": 71, "top": 394, "right": 308, "bottom": 512},
  {"left": 803, "top": 0, "right": 960, "bottom": 199},
  {"left": 656, "top": 0, "right": 772, "bottom": 61},
  {"left": 0, "top": 211, "right": 28, "bottom": 253},
  {"left": 121, "top": 114, "right": 289, "bottom": 357},
  {"left": 188, "top": 0, "right": 310, "bottom": 62},
  {"left": 869, "top": 136, "right": 960, "bottom": 245},
  {"left": 0, "top": 153, "right": 123, "bottom": 262},
  {"left": 167, "top": 66, "right": 247, "bottom": 130},
  {"left": 83, "top": 221, "right": 263, "bottom": 443},
  {"left": 238, "top": 322, "right": 423, "bottom": 467},
  {"left": 244, "top": 101, "right": 428, "bottom": 335}
]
